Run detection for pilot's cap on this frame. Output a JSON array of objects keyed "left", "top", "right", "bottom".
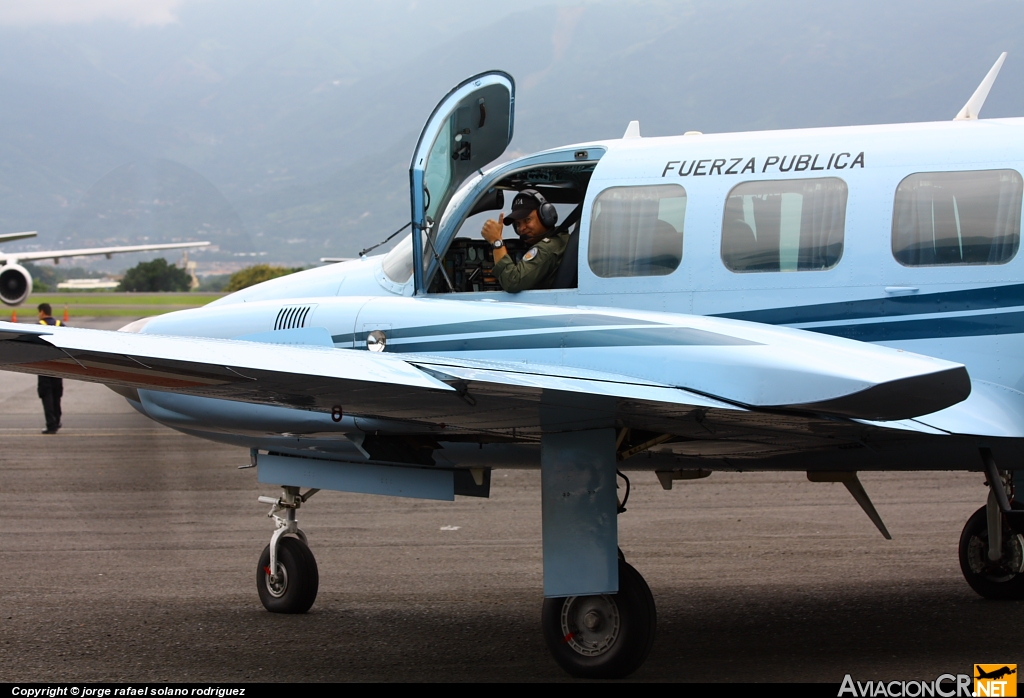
[{"left": 503, "top": 191, "right": 540, "bottom": 225}]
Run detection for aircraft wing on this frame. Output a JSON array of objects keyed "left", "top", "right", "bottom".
[
  {"left": 0, "top": 231, "right": 38, "bottom": 245},
  {"left": 0, "top": 321, "right": 732, "bottom": 434},
  {"left": 0, "top": 319, "right": 969, "bottom": 440},
  {"left": 1, "top": 241, "right": 210, "bottom": 263}
]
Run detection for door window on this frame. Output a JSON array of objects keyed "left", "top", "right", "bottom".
[{"left": 423, "top": 119, "right": 453, "bottom": 222}]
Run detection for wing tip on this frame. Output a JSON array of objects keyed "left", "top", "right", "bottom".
[{"left": 792, "top": 365, "right": 971, "bottom": 421}]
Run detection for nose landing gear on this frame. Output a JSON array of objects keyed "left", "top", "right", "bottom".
[{"left": 256, "top": 486, "right": 320, "bottom": 613}]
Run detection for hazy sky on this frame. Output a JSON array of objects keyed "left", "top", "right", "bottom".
[
  {"left": 0, "top": 0, "right": 190, "bottom": 25},
  {"left": 2, "top": 0, "right": 1023, "bottom": 264},
  {"left": 0, "top": 0, "right": 566, "bottom": 26}
]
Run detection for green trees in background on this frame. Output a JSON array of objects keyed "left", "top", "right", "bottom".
[
  {"left": 224, "top": 264, "right": 303, "bottom": 292},
  {"left": 103, "top": 261, "right": 301, "bottom": 293},
  {"left": 118, "top": 258, "right": 191, "bottom": 292}
]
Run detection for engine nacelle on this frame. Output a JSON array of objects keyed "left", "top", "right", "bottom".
[{"left": 0, "top": 263, "right": 32, "bottom": 306}]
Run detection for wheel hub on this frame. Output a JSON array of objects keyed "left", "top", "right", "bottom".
[
  {"left": 264, "top": 563, "right": 289, "bottom": 598},
  {"left": 560, "top": 595, "right": 621, "bottom": 657},
  {"left": 968, "top": 531, "right": 1024, "bottom": 580}
]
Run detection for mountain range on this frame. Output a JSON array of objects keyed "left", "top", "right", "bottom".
[{"left": 2, "top": 0, "right": 1024, "bottom": 269}]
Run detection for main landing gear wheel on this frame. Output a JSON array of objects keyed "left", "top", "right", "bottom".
[
  {"left": 542, "top": 559, "right": 657, "bottom": 679},
  {"left": 257, "top": 536, "right": 319, "bottom": 613},
  {"left": 959, "top": 503, "right": 1024, "bottom": 600}
]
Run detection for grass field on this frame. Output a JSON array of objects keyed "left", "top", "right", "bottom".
[{"left": 9, "top": 292, "right": 227, "bottom": 318}]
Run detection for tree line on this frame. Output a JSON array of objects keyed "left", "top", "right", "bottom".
[{"left": 116, "top": 259, "right": 304, "bottom": 293}]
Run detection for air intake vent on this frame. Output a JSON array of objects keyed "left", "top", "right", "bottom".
[{"left": 274, "top": 305, "right": 313, "bottom": 331}]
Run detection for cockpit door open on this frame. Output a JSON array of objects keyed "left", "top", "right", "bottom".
[{"left": 410, "top": 71, "right": 515, "bottom": 294}]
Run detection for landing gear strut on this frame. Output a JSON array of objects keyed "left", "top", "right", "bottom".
[
  {"left": 256, "top": 486, "right": 320, "bottom": 613},
  {"left": 958, "top": 453, "right": 1024, "bottom": 600},
  {"left": 541, "top": 557, "right": 657, "bottom": 679}
]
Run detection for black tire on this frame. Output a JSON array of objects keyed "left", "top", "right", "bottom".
[
  {"left": 958, "top": 503, "right": 1024, "bottom": 600},
  {"left": 542, "top": 559, "right": 657, "bottom": 679},
  {"left": 257, "top": 536, "right": 319, "bottom": 613}
]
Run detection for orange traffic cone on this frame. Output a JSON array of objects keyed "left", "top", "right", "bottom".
[
  {"left": 10, "top": 310, "right": 16, "bottom": 323},
  {"left": 63, "top": 305, "right": 69, "bottom": 323}
]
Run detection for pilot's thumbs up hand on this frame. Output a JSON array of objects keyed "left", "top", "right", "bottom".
[{"left": 482, "top": 216, "right": 502, "bottom": 243}]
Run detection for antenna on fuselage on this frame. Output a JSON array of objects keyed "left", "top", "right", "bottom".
[
  {"left": 622, "top": 120, "right": 641, "bottom": 139},
  {"left": 954, "top": 51, "right": 1007, "bottom": 120}
]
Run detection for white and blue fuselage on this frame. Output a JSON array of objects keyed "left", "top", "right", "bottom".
[{"left": 130, "top": 116, "right": 1024, "bottom": 461}]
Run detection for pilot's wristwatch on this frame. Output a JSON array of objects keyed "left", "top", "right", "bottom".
[{"left": 492, "top": 239, "right": 504, "bottom": 249}]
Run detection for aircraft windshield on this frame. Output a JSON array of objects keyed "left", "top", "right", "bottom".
[
  {"left": 382, "top": 233, "right": 416, "bottom": 283},
  {"left": 384, "top": 172, "right": 483, "bottom": 285}
]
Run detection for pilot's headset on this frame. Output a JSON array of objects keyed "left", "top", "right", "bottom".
[{"left": 520, "top": 189, "right": 558, "bottom": 229}]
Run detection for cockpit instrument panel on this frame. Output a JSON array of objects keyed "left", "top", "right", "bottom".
[{"left": 428, "top": 238, "right": 528, "bottom": 293}]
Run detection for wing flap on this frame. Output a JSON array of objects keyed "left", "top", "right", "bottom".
[{"left": 410, "top": 357, "right": 736, "bottom": 410}]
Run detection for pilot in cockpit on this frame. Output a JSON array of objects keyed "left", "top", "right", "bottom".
[{"left": 480, "top": 189, "right": 570, "bottom": 292}]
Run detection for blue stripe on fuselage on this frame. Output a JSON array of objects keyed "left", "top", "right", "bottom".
[
  {"left": 809, "top": 310, "right": 1024, "bottom": 341},
  {"left": 712, "top": 283, "right": 1024, "bottom": 341},
  {"left": 716, "top": 283, "right": 1024, "bottom": 325}
]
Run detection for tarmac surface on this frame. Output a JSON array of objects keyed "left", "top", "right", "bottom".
[{"left": 0, "top": 318, "right": 1022, "bottom": 682}]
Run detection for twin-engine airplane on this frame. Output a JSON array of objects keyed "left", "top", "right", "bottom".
[
  {"left": 0, "top": 231, "right": 210, "bottom": 305},
  {"left": 1, "top": 59, "right": 1024, "bottom": 678}
]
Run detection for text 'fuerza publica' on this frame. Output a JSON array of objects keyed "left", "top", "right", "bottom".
[{"left": 661, "top": 152, "right": 866, "bottom": 177}]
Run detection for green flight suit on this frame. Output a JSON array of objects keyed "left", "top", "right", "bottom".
[{"left": 493, "top": 231, "right": 570, "bottom": 293}]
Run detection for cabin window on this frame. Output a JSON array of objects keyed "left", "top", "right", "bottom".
[
  {"left": 588, "top": 184, "right": 686, "bottom": 278},
  {"left": 722, "top": 178, "right": 847, "bottom": 272},
  {"left": 892, "top": 170, "right": 1022, "bottom": 266}
]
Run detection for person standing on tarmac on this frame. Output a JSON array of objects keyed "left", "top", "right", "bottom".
[
  {"left": 36, "top": 303, "right": 64, "bottom": 435},
  {"left": 480, "top": 189, "right": 569, "bottom": 292}
]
